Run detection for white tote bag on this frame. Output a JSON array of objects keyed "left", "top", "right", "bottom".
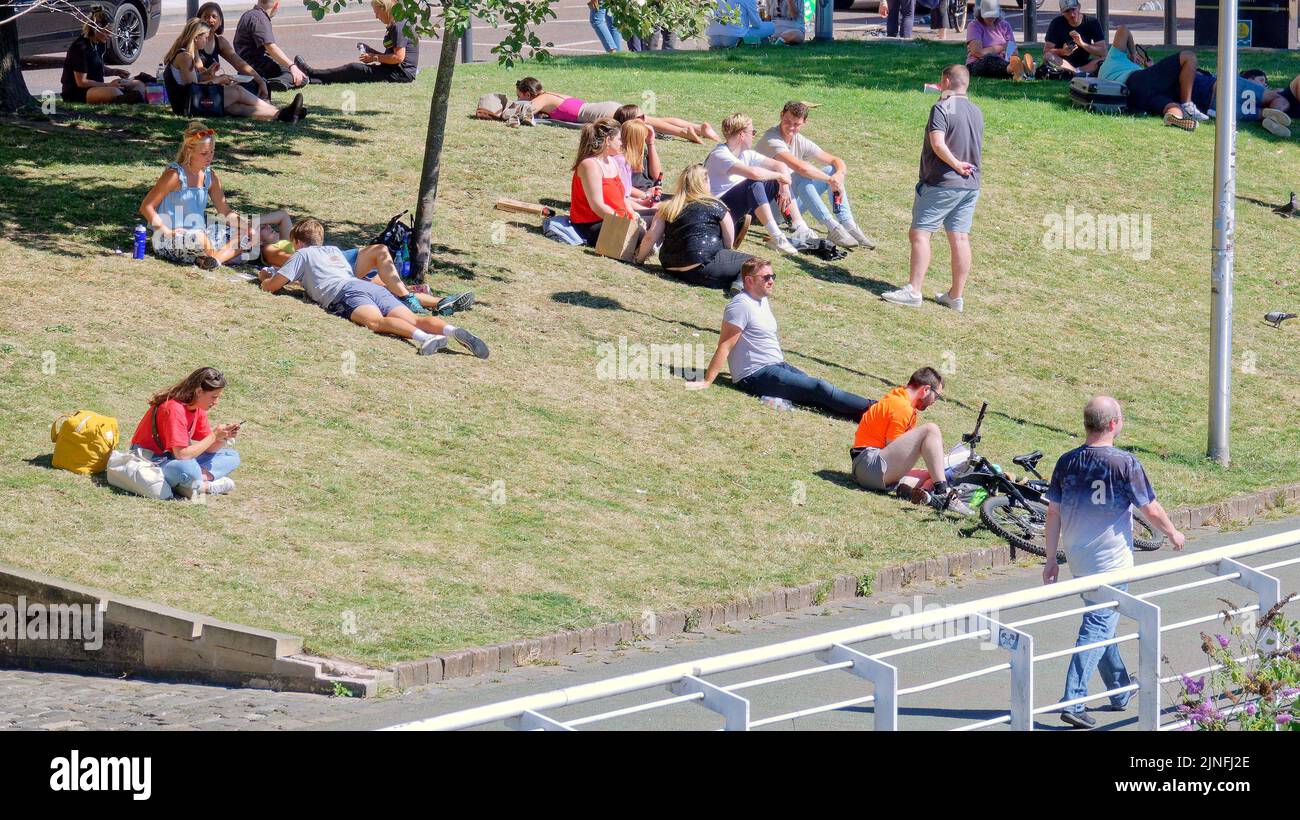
[{"left": 105, "top": 450, "right": 174, "bottom": 500}]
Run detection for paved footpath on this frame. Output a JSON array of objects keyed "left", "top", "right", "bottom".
[{"left": 3, "top": 512, "right": 1297, "bottom": 731}]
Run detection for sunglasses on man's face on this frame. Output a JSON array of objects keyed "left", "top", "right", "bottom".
[{"left": 760, "top": 273, "right": 776, "bottom": 282}]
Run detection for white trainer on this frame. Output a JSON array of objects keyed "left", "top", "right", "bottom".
[{"left": 880, "top": 285, "right": 922, "bottom": 306}]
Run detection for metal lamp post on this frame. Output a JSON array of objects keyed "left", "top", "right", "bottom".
[{"left": 1207, "top": 0, "right": 1238, "bottom": 466}]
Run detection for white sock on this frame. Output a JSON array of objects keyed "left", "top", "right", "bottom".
[
  {"left": 763, "top": 217, "right": 784, "bottom": 238},
  {"left": 441, "top": 324, "right": 459, "bottom": 337},
  {"left": 792, "top": 219, "right": 810, "bottom": 232},
  {"left": 411, "top": 329, "right": 434, "bottom": 343}
]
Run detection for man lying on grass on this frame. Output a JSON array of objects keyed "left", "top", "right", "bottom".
[
  {"left": 258, "top": 217, "right": 474, "bottom": 318},
  {"left": 258, "top": 219, "right": 489, "bottom": 358},
  {"left": 850, "top": 367, "right": 973, "bottom": 516},
  {"left": 688, "top": 257, "right": 874, "bottom": 420}
]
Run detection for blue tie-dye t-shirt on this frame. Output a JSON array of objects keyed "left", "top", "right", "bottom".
[{"left": 1045, "top": 445, "right": 1156, "bottom": 576}]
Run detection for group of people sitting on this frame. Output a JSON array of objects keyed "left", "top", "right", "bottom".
[
  {"left": 137, "top": 123, "right": 485, "bottom": 359},
  {"left": 562, "top": 99, "right": 877, "bottom": 293},
  {"left": 705, "top": 0, "right": 810, "bottom": 47},
  {"left": 60, "top": 0, "right": 418, "bottom": 123}
]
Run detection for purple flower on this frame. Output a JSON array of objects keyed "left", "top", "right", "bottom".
[
  {"left": 1277, "top": 713, "right": 1293, "bottom": 725},
  {"left": 1282, "top": 688, "right": 1300, "bottom": 699},
  {"left": 1182, "top": 675, "right": 1206, "bottom": 696},
  {"left": 1292, "top": 643, "right": 1300, "bottom": 654},
  {"left": 1246, "top": 703, "right": 1258, "bottom": 716},
  {"left": 1216, "top": 634, "right": 1231, "bottom": 648}
]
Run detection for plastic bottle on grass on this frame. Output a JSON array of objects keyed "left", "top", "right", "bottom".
[
  {"left": 761, "top": 396, "right": 793, "bottom": 411},
  {"left": 133, "top": 224, "right": 147, "bottom": 259}
]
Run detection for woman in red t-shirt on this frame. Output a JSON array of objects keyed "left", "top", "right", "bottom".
[
  {"left": 570, "top": 118, "right": 641, "bottom": 247},
  {"left": 129, "top": 367, "right": 241, "bottom": 498}
]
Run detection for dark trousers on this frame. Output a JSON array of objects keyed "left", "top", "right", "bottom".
[
  {"left": 968, "top": 54, "right": 1011, "bottom": 78},
  {"left": 666, "top": 248, "right": 753, "bottom": 290},
  {"left": 887, "top": 0, "right": 915, "bottom": 37},
  {"left": 719, "top": 179, "right": 779, "bottom": 228},
  {"left": 735, "top": 362, "right": 874, "bottom": 421},
  {"left": 573, "top": 220, "right": 602, "bottom": 246},
  {"left": 311, "top": 61, "right": 412, "bottom": 84},
  {"left": 249, "top": 55, "right": 298, "bottom": 92},
  {"left": 1126, "top": 53, "right": 1183, "bottom": 116}
]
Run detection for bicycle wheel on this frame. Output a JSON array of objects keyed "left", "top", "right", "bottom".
[
  {"left": 980, "top": 496, "right": 1066, "bottom": 562},
  {"left": 949, "top": 0, "right": 967, "bottom": 31},
  {"left": 1133, "top": 510, "right": 1164, "bottom": 551}
]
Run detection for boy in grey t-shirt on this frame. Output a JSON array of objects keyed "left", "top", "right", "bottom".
[{"left": 882, "top": 64, "right": 984, "bottom": 314}]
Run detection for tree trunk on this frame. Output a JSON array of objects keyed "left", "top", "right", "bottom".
[
  {"left": 409, "top": 19, "right": 460, "bottom": 284},
  {"left": 0, "top": 5, "right": 37, "bottom": 114}
]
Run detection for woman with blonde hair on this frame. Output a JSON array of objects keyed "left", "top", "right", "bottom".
[
  {"left": 128, "top": 367, "right": 241, "bottom": 498},
  {"left": 634, "top": 164, "right": 754, "bottom": 292},
  {"left": 138, "top": 122, "right": 256, "bottom": 269},
  {"left": 570, "top": 119, "right": 641, "bottom": 247},
  {"left": 195, "top": 2, "right": 270, "bottom": 99},
  {"left": 164, "top": 19, "right": 304, "bottom": 121},
  {"left": 293, "top": 0, "right": 419, "bottom": 84},
  {"left": 614, "top": 106, "right": 662, "bottom": 198},
  {"left": 59, "top": 9, "right": 147, "bottom": 105}
]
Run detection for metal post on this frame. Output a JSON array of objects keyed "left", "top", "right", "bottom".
[
  {"left": 1100, "top": 586, "right": 1161, "bottom": 731},
  {"left": 460, "top": 18, "right": 474, "bottom": 63},
  {"left": 670, "top": 675, "right": 750, "bottom": 730},
  {"left": 972, "top": 615, "right": 1034, "bottom": 730},
  {"left": 819, "top": 643, "right": 899, "bottom": 730},
  {"left": 1208, "top": 0, "right": 1237, "bottom": 466},
  {"left": 1097, "top": 0, "right": 1109, "bottom": 39},
  {"left": 1216, "top": 559, "right": 1282, "bottom": 654},
  {"left": 1024, "top": 0, "right": 1036, "bottom": 43},
  {"left": 815, "top": 0, "right": 834, "bottom": 41},
  {"left": 187, "top": 0, "right": 198, "bottom": 19},
  {"left": 1163, "top": 0, "right": 1178, "bottom": 45},
  {"left": 506, "top": 710, "right": 574, "bottom": 731}
]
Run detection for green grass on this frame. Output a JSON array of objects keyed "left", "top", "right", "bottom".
[{"left": 2, "top": 40, "right": 1299, "bottom": 665}]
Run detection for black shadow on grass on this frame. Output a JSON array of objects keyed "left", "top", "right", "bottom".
[
  {"left": 24, "top": 454, "right": 55, "bottom": 470},
  {"left": 782, "top": 251, "right": 898, "bottom": 297},
  {"left": 815, "top": 468, "right": 860, "bottom": 491}
]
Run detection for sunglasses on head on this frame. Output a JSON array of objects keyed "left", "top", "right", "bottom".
[{"left": 186, "top": 128, "right": 217, "bottom": 142}]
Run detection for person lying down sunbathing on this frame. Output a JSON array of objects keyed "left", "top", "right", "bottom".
[{"left": 513, "top": 76, "right": 721, "bottom": 144}]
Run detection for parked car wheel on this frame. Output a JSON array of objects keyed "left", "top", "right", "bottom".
[{"left": 105, "top": 1, "right": 145, "bottom": 64}]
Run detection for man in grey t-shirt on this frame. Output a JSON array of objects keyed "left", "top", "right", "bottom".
[
  {"left": 688, "top": 257, "right": 873, "bottom": 421},
  {"left": 882, "top": 64, "right": 984, "bottom": 314}
]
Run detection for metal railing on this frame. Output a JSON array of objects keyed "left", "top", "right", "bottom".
[{"left": 384, "top": 528, "right": 1300, "bottom": 731}]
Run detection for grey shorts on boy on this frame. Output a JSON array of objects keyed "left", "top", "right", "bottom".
[
  {"left": 326, "top": 278, "right": 405, "bottom": 320},
  {"left": 910, "top": 183, "right": 980, "bottom": 233}
]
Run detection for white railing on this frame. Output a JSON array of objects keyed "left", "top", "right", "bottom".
[{"left": 384, "top": 528, "right": 1300, "bottom": 731}]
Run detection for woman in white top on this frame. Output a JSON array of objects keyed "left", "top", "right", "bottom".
[{"left": 163, "top": 19, "right": 302, "bottom": 122}]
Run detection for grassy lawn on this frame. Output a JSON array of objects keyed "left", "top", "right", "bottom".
[{"left": 1, "top": 40, "right": 1298, "bottom": 666}]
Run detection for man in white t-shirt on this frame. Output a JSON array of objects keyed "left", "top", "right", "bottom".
[
  {"left": 704, "top": 112, "right": 814, "bottom": 255},
  {"left": 756, "top": 101, "right": 876, "bottom": 250},
  {"left": 688, "top": 257, "right": 874, "bottom": 420}
]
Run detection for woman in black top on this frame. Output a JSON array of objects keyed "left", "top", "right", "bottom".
[
  {"left": 196, "top": 3, "right": 271, "bottom": 99},
  {"left": 634, "top": 164, "right": 755, "bottom": 291},
  {"left": 292, "top": 0, "right": 419, "bottom": 84},
  {"left": 60, "top": 10, "right": 147, "bottom": 105}
]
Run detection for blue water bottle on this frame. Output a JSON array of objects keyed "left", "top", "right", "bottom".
[
  {"left": 399, "top": 246, "right": 410, "bottom": 279},
  {"left": 133, "top": 224, "right": 147, "bottom": 259}
]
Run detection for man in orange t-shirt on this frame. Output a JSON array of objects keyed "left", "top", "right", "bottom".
[{"left": 851, "top": 366, "right": 967, "bottom": 513}]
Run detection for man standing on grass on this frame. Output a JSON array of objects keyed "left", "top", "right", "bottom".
[
  {"left": 1043, "top": 396, "right": 1185, "bottom": 729},
  {"left": 881, "top": 65, "right": 981, "bottom": 314}
]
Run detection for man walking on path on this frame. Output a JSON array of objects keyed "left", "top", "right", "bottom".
[
  {"left": 881, "top": 64, "right": 982, "bottom": 314},
  {"left": 1043, "top": 395, "right": 1185, "bottom": 729}
]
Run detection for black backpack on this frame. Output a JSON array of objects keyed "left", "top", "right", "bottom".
[
  {"left": 371, "top": 209, "right": 414, "bottom": 259},
  {"left": 798, "top": 237, "right": 850, "bottom": 261}
]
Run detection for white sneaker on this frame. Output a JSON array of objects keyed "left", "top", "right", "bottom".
[
  {"left": 1263, "top": 107, "right": 1293, "bottom": 127},
  {"left": 205, "top": 477, "right": 235, "bottom": 495},
  {"left": 449, "top": 326, "right": 490, "bottom": 360},
  {"left": 791, "top": 225, "right": 819, "bottom": 248},
  {"left": 826, "top": 223, "right": 859, "bottom": 248},
  {"left": 1181, "top": 101, "right": 1210, "bottom": 122},
  {"left": 765, "top": 234, "right": 798, "bottom": 255},
  {"left": 841, "top": 218, "right": 876, "bottom": 249},
  {"left": 418, "top": 334, "right": 448, "bottom": 355},
  {"left": 1262, "top": 117, "right": 1293, "bottom": 138},
  {"left": 728, "top": 275, "right": 744, "bottom": 296},
  {"left": 935, "top": 291, "right": 964, "bottom": 312},
  {"left": 880, "top": 285, "right": 922, "bottom": 306}
]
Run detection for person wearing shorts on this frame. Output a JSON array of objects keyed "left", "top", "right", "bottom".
[
  {"left": 882, "top": 65, "right": 982, "bottom": 313},
  {"left": 1099, "top": 25, "right": 1206, "bottom": 130},
  {"left": 257, "top": 218, "right": 489, "bottom": 359},
  {"left": 850, "top": 367, "right": 971, "bottom": 514}
]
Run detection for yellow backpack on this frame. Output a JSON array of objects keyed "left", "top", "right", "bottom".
[{"left": 50, "top": 410, "right": 120, "bottom": 474}]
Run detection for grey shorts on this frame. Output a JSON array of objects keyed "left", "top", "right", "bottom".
[
  {"left": 579, "top": 101, "right": 621, "bottom": 122},
  {"left": 852, "top": 447, "right": 889, "bottom": 490},
  {"left": 325, "top": 279, "right": 404, "bottom": 321},
  {"left": 911, "top": 183, "right": 980, "bottom": 234}
]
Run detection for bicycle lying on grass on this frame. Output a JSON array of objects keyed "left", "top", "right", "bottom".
[{"left": 952, "top": 402, "right": 1165, "bottom": 562}]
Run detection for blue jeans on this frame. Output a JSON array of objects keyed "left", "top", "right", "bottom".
[
  {"left": 792, "top": 164, "right": 855, "bottom": 228},
  {"left": 734, "top": 362, "right": 873, "bottom": 421},
  {"left": 1063, "top": 584, "right": 1133, "bottom": 714},
  {"left": 134, "top": 445, "right": 240, "bottom": 492},
  {"left": 589, "top": 5, "right": 623, "bottom": 52}
]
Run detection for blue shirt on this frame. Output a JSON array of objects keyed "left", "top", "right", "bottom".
[{"left": 1045, "top": 445, "right": 1155, "bottom": 576}]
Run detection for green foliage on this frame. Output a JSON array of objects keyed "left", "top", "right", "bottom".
[{"left": 857, "top": 573, "right": 873, "bottom": 598}]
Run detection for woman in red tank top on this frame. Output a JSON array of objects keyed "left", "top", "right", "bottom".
[{"left": 570, "top": 118, "right": 637, "bottom": 246}]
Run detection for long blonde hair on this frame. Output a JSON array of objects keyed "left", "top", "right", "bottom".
[
  {"left": 660, "top": 164, "right": 722, "bottom": 224},
  {"left": 164, "top": 18, "right": 211, "bottom": 69},
  {"left": 572, "top": 118, "right": 620, "bottom": 172},
  {"left": 176, "top": 120, "right": 216, "bottom": 165},
  {"left": 621, "top": 119, "right": 650, "bottom": 174}
]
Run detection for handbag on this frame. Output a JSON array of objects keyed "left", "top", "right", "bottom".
[
  {"left": 50, "top": 410, "right": 119, "bottom": 474},
  {"left": 188, "top": 82, "right": 225, "bottom": 118},
  {"left": 105, "top": 450, "right": 173, "bottom": 500}
]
